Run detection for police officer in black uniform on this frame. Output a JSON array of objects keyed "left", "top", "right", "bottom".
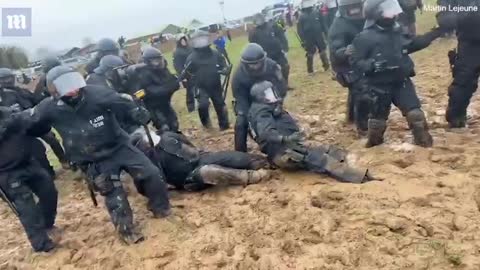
[
  {"left": 398, "top": 0, "right": 423, "bottom": 36},
  {"left": 0, "top": 107, "right": 58, "bottom": 252},
  {"left": 86, "top": 55, "right": 125, "bottom": 90},
  {"left": 131, "top": 129, "right": 271, "bottom": 191},
  {"left": 0, "top": 68, "right": 60, "bottom": 176},
  {"left": 34, "top": 56, "right": 61, "bottom": 103},
  {"left": 185, "top": 30, "right": 230, "bottom": 130},
  {"left": 352, "top": 0, "right": 443, "bottom": 147},
  {"left": 85, "top": 38, "right": 121, "bottom": 75},
  {"left": 21, "top": 65, "right": 171, "bottom": 244},
  {"left": 135, "top": 47, "right": 181, "bottom": 133},
  {"left": 297, "top": 0, "right": 330, "bottom": 73},
  {"left": 249, "top": 13, "right": 291, "bottom": 86},
  {"left": 173, "top": 34, "right": 195, "bottom": 112},
  {"left": 247, "top": 81, "right": 372, "bottom": 183},
  {"left": 436, "top": 0, "right": 480, "bottom": 128},
  {"left": 232, "top": 43, "right": 287, "bottom": 152},
  {"left": 329, "top": 0, "right": 368, "bottom": 134}
]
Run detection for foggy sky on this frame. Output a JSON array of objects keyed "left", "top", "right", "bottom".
[{"left": 1, "top": 0, "right": 281, "bottom": 57}]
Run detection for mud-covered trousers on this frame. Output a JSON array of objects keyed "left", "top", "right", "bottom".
[
  {"left": 0, "top": 160, "right": 58, "bottom": 251},
  {"left": 88, "top": 144, "right": 171, "bottom": 235},
  {"left": 196, "top": 83, "right": 230, "bottom": 130},
  {"left": 446, "top": 41, "right": 480, "bottom": 126}
]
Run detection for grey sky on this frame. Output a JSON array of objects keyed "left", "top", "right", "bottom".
[{"left": 1, "top": 0, "right": 281, "bottom": 56}]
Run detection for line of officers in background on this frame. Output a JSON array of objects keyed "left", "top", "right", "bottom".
[{"left": 0, "top": 0, "right": 478, "bottom": 253}]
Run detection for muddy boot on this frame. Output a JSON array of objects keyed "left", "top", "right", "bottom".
[
  {"left": 119, "top": 229, "right": 145, "bottom": 245},
  {"left": 198, "top": 165, "right": 272, "bottom": 186},
  {"left": 366, "top": 119, "right": 386, "bottom": 148},
  {"left": 346, "top": 91, "right": 355, "bottom": 124},
  {"left": 323, "top": 156, "right": 368, "bottom": 183},
  {"left": 406, "top": 109, "right": 433, "bottom": 147},
  {"left": 320, "top": 51, "right": 330, "bottom": 71},
  {"left": 307, "top": 53, "right": 314, "bottom": 74}
]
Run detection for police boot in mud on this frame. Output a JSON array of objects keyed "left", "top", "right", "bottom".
[
  {"left": 406, "top": 109, "right": 433, "bottom": 147},
  {"left": 306, "top": 52, "right": 315, "bottom": 74},
  {"left": 94, "top": 174, "right": 144, "bottom": 245},
  {"left": 366, "top": 119, "right": 387, "bottom": 148},
  {"left": 319, "top": 51, "right": 330, "bottom": 71},
  {"left": 187, "top": 165, "right": 271, "bottom": 190}
]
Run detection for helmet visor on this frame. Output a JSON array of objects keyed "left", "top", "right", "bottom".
[
  {"left": 50, "top": 72, "right": 86, "bottom": 97},
  {"left": 191, "top": 36, "right": 210, "bottom": 48},
  {"left": 380, "top": 0, "right": 403, "bottom": 18}
]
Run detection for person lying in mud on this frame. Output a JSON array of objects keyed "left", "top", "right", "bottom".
[
  {"left": 247, "top": 81, "right": 375, "bottom": 184},
  {"left": 130, "top": 128, "right": 272, "bottom": 191}
]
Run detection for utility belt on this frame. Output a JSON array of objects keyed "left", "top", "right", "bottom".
[{"left": 336, "top": 71, "right": 360, "bottom": 88}]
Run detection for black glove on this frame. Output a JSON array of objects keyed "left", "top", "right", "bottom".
[
  {"left": 372, "top": 60, "right": 389, "bottom": 73},
  {"left": 130, "top": 107, "right": 150, "bottom": 125},
  {"left": 282, "top": 132, "right": 305, "bottom": 147}
]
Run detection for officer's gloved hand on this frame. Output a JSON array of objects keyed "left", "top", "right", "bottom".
[
  {"left": 282, "top": 132, "right": 305, "bottom": 147},
  {"left": 345, "top": 45, "right": 355, "bottom": 56},
  {"left": 9, "top": 103, "right": 22, "bottom": 113},
  {"left": 130, "top": 107, "right": 150, "bottom": 125},
  {"left": 372, "top": 60, "right": 388, "bottom": 73}
]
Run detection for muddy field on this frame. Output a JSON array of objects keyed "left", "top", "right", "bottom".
[{"left": 3, "top": 19, "right": 480, "bottom": 270}]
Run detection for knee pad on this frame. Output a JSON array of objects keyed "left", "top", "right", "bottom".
[
  {"left": 406, "top": 108, "right": 425, "bottom": 122},
  {"left": 93, "top": 174, "right": 121, "bottom": 196}
]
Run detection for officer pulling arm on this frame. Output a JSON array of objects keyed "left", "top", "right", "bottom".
[
  {"left": 145, "top": 73, "right": 181, "bottom": 98},
  {"left": 405, "top": 27, "right": 443, "bottom": 54},
  {"left": 99, "top": 88, "right": 150, "bottom": 126}
]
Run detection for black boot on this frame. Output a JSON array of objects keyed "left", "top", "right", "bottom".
[
  {"left": 406, "top": 109, "right": 433, "bottom": 147},
  {"left": 366, "top": 119, "right": 386, "bottom": 148},
  {"left": 320, "top": 51, "right": 330, "bottom": 71},
  {"left": 307, "top": 53, "right": 314, "bottom": 74}
]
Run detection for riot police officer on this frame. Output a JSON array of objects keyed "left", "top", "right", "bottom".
[
  {"left": 0, "top": 107, "right": 58, "bottom": 252},
  {"left": 328, "top": 0, "right": 368, "bottom": 134},
  {"left": 21, "top": 65, "right": 171, "bottom": 244},
  {"left": 297, "top": 0, "right": 330, "bottom": 73},
  {"left": 232, "top": 43, "right": 288, "bottom": 152},
  {"left": 86, "top": 55, "right": 125, "bottom": 90},
  {"left": 247, "top": 81, "right": 372, "bottom": 183},
  {"left": 173, "top": 34, "right": 195, "bottom": 112},
  {"left": 131, "top": 129, "right": 271, "bottom": 191},
  {"left": 0, "top": 68, "right": 61, "bottom": 176},
  {"left": 436, "top": 0, "right": 480, "bottom": 128},
  {"left": 249, "top": 13, "right": 291, "bottom": 86},
  {"left": 184, "top": 30, "right": 230, "bottom": 130},
  {"left": 34, "top": 56, "right": 61, "bottom": 103},
  {"left": 138, "top": 47, "right": 181, "bottom": 133},
  {"left": 398, "top": 0, "right": 423, "bottom": 36},
  {"left": 85, "top": 38, "right": 121, "bottom": 75},
  {"left": 352, "top": 0, "right": 442, "bottom": 147}
]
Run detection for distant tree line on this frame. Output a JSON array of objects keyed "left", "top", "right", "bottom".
[{"left": 0, "top": 46, "right": 29, "bottom": 69}]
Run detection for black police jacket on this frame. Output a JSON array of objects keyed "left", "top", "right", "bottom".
[
  {"left": 25, "top": 85, "right": 138, "bottom": 163},
  {"left": 352, "top": 23, "right": 442, "bottom": 84},
  {"left": 0, "top": 87, "right": 37, "bottom": 110},
  {"left": 249, "top": 23, "right": 288, "bottom": 59},
  {"left": 185, "top": 47, "right": 226, "bottom": 89},
  {"left": 248, "top": 103, "right": 300, "bottom": 158},
  {"left": 138, "top": 66, "right": 180, "bottom": 107},
  {"left": 173, "top": 45, "right": 192, "bottom": 75},
  {"left": 297, "top": 9, "right": 328, "bottom": 44},
  {"left": 154, "top": 132, "right": 200, "bottom": 187},
  {"left": 437, "top": 0, "right": 480, "bottom": 43},
  {"left": 328, "top": 17, "right": 365, "bottom": 73},
  {"left": 232, "top": 58, "right": 287, "bottom": 118}
]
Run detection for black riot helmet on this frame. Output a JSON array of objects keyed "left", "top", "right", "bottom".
[
  {"left": 0, "top": 68, "right": 16, "bottom": 88},
  {"left": 240, "top": 43, "right": 267, "bottom": 76},
  {"left": 363, "top": 0, "right": 403, "bottom": 28},
  {"left": 338, "top": 0, "right": 365, "bottom": 20},
  {"left": 94, "top": 55, "right": 125, "bottom": 87},
  {"left": 250, "top": 80, "right": 281, "bottom": 105},
  {"left": 95, "top": 38, "right": 120, "bottom": 58},
  {"left": 42, "top": 56, "right": 61, "bottom": 73},
  {"left": 190, "top": 30, "right": 212, "bottom": 49},
  {"left": 253, "top": 13, "right": 267, "bottom": 26},
  {"left": 142, "top": 47, "right": 166, "bottom": 69}
]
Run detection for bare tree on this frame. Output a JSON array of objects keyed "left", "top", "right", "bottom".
[{"left": 0, "top": 46, "right": 29, "bottom": 69}]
